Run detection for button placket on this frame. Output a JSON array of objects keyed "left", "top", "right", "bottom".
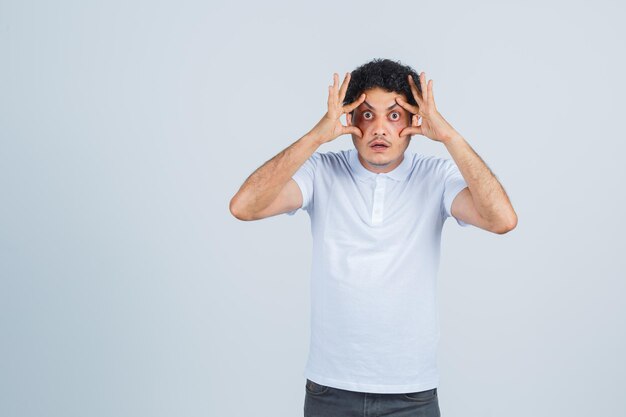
[{"left": 371, "top": 175, "right": 386, "bottom": 224}]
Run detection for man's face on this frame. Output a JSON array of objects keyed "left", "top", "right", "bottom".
[{"left": 350, "top": 87, "right": 412, "bottom": 173}]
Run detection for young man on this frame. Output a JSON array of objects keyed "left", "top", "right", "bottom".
[{"left": 229, "top": 58, "right": 517, "bottom": 417}]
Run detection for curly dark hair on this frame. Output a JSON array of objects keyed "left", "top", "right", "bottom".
[{"left": 343, "top": 58, "right": 422, "bottom": 114}]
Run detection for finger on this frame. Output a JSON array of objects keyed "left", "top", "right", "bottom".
[
  {"left": 343, "top": 93, "right": 366, "bottom": 113},
  {"left": 428, "top": 79, "right": 436, "bottom": 107},
  {"left": 346, "top": 111, "right": 353, "bottom": 126},
  {"left": 408, "top": 74, "right": 423, "bottom": 106},
  {"left": 343, "top": 125, "right": 363, "bottom": 138},
  {"left": 400, "top": 125, "right": 422, "bottom": 137},
  {"left": 420, "top": 72, "right": 428, "bottom": 104},
  {"left": 332, "top": 73, "right": 339, "bottom": 93},
  {"left": 395, "top": 96, "right": 419, "bottom": 115},
  {"left": 338, "top": 72, "right": 350, "bottom": 103},
  {"left": 327, "top": 85, "right": 333, "bottom": 109}
]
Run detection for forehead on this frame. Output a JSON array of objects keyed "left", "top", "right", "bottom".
[{"left": 358, "top": 87, "right": 406, "bottom": 111}]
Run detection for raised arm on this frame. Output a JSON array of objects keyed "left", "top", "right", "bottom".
[
  {"left": 229, "top": 134, "right": 320, "bottom": 220},
  {"left": 229, "top": 72, "right": 366, "bottom": 221},
  {"left": 396, "top": 71, "right": 517, "bottom": 233}
]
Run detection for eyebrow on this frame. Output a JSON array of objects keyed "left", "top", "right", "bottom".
[{"left": 362, "top": 101, "right": 400, "bottom": 112}]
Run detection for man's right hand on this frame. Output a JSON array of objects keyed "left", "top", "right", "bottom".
[{"left": 310, "top": 72, "right": 366, "bottom": 145}]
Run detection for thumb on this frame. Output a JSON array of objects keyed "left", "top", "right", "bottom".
[
  {"left": 400, "top": 126, "right": 422, "bottom": 137},
  {"left": 343, "top": 125, "right": 363, "bottom": 138}
]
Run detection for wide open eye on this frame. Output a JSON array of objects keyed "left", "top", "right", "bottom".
[
  {"left": 390, "top": 112, "right": 401, "bottom": 121},
  {"left": 363, "top": 111, "right": 373, "bottom": 120}
]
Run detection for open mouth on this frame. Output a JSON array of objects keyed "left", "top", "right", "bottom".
[{"left": 370, "top": 141, "right": 390, "bottom": 151}]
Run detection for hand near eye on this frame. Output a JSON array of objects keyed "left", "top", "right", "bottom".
[
  {"left": 309, "top": 72, "right": 366, "bottom": 145},
  {"left": 395, "top": 72, "right": 460, "bottom": 144}
]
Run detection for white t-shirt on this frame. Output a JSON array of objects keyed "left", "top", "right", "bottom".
[{"left": 287, "top": 147, "right": 469, "bottom": 394}]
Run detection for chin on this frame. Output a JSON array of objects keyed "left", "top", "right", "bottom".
[
  {"left": 367, "top": 148, "right": 394, "bottom": 157},
  {"left": 366, "top": 151, "right": 398, "bottom": 164}
]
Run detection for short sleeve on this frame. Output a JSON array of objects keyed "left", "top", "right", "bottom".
[
  {"left": 441, "top": 158, "right": 470, "bottom": 227},
  {"left": 286, "top": 152, "right": 321, "bottom": 216}
]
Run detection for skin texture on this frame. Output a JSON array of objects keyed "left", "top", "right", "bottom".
[{"left": 347, "top": 87, "right": 413, "bottom": 174}]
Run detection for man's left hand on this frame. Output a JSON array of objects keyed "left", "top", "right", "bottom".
[{"left": 395, "top": 72, "right": 459, "bottom": 144}]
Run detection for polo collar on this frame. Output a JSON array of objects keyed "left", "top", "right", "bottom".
[{"left": 349, "top": 148, "right": 412, "bottom": 182}]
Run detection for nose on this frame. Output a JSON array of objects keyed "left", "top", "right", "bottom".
[{"left": 371, "top": 117, "right": 388, "bottom": 137}]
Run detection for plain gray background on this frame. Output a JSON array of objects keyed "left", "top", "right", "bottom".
[{"left": 1, "top": 0, "right": 625, "bottom": 416}]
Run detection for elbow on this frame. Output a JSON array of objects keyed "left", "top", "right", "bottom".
[
  {"left": 229, "top": 196, "right": 253, "bottom": 221},
  {"left": 492, "top": 213, "right": 518, "bottom": 234}
]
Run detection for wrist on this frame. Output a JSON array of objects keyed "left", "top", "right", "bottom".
[
  {"left": 302, "top": 129, "right": 326, "bottom": 148},
  {"left": 442, "top": 132, "right": 464, "bottom": 147},
  {"left": 307, "top": 119, "right": 335, "bottom": 145}
]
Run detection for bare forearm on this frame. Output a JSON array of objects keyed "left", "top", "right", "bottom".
[
  {"left": 230, "top": 71, "right": 366, "bottom": 219},
  {"left": 443, "top": 134, "right": 517, "bottom": 228},
  {"left": 230, "top": 131, "right": 322, "bottom": 218}
]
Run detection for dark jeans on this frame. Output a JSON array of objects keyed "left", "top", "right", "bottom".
[{"left": 304, "top": 379, "right": 441, "bottom": 417}]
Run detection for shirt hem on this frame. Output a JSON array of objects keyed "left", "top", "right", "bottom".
[{"left": 303, "top": 369, "right": 439, "bottom": 394}]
